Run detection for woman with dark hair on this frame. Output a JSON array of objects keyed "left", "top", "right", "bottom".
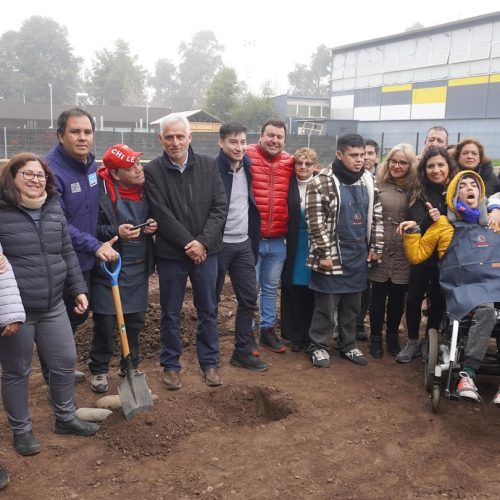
[
  {"left": 0, "top": 153, "right": 98, "bottom": 457},
  {"left": 396, "top": 147, "right": 458, "bottom": 363},
  {"left": 280, "top": 147, "right": 317, "bottom": 351},
  {"left": 453, "top": 138, "right": 499, "bottom": 196},
  {"left": 368, "top": 144, "right": 418, "bottom": 358}
]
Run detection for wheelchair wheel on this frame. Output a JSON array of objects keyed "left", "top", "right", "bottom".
[
  {"left": 425, "top": 328, "right": 438, "bottom": 393},
  {"left": 431, "top": 384, "right": 440, "bottom": 413}
]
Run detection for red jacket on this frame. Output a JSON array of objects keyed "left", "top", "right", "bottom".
[{"left": 247, "top": 143, "right": 294, "bottom": 238}]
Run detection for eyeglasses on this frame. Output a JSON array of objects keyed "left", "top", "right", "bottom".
[
  {"left": 18, "top": 170, "right": 48, "bottom": 181},
  {"left": 296, "top": 161, "right": 315, "bottom": 167},
  {"left": 389, "top": 158, "right": 410, "bottom": 168}
]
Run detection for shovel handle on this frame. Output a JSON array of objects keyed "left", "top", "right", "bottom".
[
  {"left": 111, "top": 284, "right": 131, "bottom": 358},
  {"left": 101, "top": 256, "right": 130, "bottom": 359}
]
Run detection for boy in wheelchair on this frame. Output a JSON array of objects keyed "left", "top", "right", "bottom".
[{"left": 399, "top": 170, "right": 500, "bottom": 403}]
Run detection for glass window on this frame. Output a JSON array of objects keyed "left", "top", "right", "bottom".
[
  {"left": 287, "top": 104, "right": 297, "bottom": 116},
  {"left": 310, "top": 105, "right": 321, "bottom": 117},
  {"left": 298, "top": 104, "right": 309, "bottom": 116}
]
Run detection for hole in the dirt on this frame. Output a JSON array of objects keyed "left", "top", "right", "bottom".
[
  {"left": 100, "top": 386, "right": 295, "bottom": 460},
  {"left": 207, "top": 386, "right": 294, "bottom": 426}
]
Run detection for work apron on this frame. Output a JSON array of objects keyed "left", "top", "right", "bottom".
[
  {"left": 92, "top": 189, "right": 149, "bottom": 314},
  {"left": 310, "top": 182, "right": 368, "bottom": 294}
]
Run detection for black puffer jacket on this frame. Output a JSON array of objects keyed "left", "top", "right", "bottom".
[{"left": 0, "top": 196, "right": 87, "bottom": 311}]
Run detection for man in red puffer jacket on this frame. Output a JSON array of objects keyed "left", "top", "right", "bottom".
[{"left": 247, "top": 119, "right": 294, "bottom": 353}]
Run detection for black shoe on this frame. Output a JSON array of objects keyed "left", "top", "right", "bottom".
[
  {"left": 291, "top": 343, "right": 303, "bottom": 352},
  {"left": 259, "top": 327, "right": 286, "bottom": 353},
  {"left": 0, "top": 464, "right": 9, "bottom": 490},
  {"left": 54, "top": 417, "right": 99, "bottom": 436},
  {"left": 356, "top": 325, "right": 369, "bottom": 341},
  {"left": 230, "top": 351, "right": 269, "bottom": 372},
  {"left": 386, "top": 334, "right": 401, "bottom": 356},
  {"left": 13, "top": 431, "right": 41, "bottom": 456},
  {"left": 369, "top": 336, "right": 383, "bottom": 358}
]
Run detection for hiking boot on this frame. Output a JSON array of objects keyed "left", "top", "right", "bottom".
[
  {"left": 369, "top": 336, "right": 383, "bottom": 358},
  {"left": 117, "top": 367, "right": 141, "bottom": 377},
  {"left": 356, "top": 325, "right": 369, "bottom": 341},
  {"left": 259, "top": 327, "right": 286, "bottom": 353},
  {"left": 493, "top": 386, "right": 500, "bottom": 407},
  {"left": 457, "top": 372, "right": 479, "bottom": 402},
  {"left": 202, "top": 367, "right": 223, "bottom": 387},
  {"left": 0, "top": 464, "right": 9, "bottom": 490},
  {"left": 395, "top": 339, "right": 421, "bottom": 363},
  {"left": 54, "top": 417, "right": 99, "bottom": 436},
  {"left": 163, "top": 370, "right": 181, "bottom": 390},
  {"left": 291, "top": 343, "right": 303, "bottom": 352},
  {"left": 386, "top": 333, "right": 401, "bottom": 356},
  {"left": 230, "top": 351, "right": 269, "bottom": 372},
  {"left": 74, "top": 369, "right": 86, "bottom": 383},
  {"left": 13, "top": 431, "right": 41, "bottom": 456},
  {"left": 90, "top": 374, "right": 108, "bottom": 394},
  {"left": 250, "top": 333, "right": 260, "bottom": 357},
  {"left": 311, "top": 348, "right": 331, "bottom": 368},
  {"left": 341, "top": 348, "right": 368, "bottom": 366}
]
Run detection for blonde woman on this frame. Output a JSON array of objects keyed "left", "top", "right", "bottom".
[{"left": 368, "top": 144, "right": 418, "bottom": 358}]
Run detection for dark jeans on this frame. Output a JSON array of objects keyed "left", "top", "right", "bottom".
[
  {"left": 406, "top": 264, "right": 446, "bottom": 340},
  {"left": 216, "top": 240, "right": 257, "bottom": 354},
  {"left": 308, "top": 291, "right": 361, "bottom": 354},
  {"left": 369, "top": 280, "right": 407, "bottom": 338},
  {"left": 157, "top": 256, "right": 219, "bottom": 372},
  {"left": 281, "top": 283, "right": 315, "bottom": 348},
  {"left": 88, "top": 311, "right": 144, "bottom": 374}
]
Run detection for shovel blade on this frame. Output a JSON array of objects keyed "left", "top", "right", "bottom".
[{"left": 118, "top": 372, "right": 154, "bottom": 421}]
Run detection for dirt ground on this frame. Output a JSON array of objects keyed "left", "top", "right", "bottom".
[{"left": 2, "top": 275, "right": 500, "bottom": 499}]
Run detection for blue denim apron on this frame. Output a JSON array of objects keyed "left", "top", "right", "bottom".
[
  {"left": 92, "top": 188, "right": 150, "bottom": 314},
  {"left": 310, "top": 183, "right": 368, "bottom": 293}
]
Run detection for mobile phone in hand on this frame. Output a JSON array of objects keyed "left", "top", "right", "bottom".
[{"left": 130, "top": 221, "right": 151, "bottom": 230}]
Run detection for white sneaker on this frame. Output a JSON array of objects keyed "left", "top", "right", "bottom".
[
  {"left": 493, "top": 387, "right": 500, "bottom": 407},
  {"left": 90, "top": 374, "right": 108, "bottom": 394},
  {"left": 457, "top": 372, "right": 479, "bottom": 402},
  {"left": 311, "top": 349, "right": 331, "bottom": 368}
]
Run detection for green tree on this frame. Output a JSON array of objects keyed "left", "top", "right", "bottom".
[
  {"left": 177, "top": 31, "right": 223, "bottom": 110},
  {"left": 288, "top": 44, "right": 331, "bottom": 97},
  {"left": 87, "top": 39, "right": 147, "bottom": 106},
  {"left": 204, "top": 67, "right": 243, "bottom": 122},
  {"left": 232, "top": 83, "right": 275, "bottom": 133},
  {"left": 149, "top": 58, "right": 179, "bottom": 108},
  {"left": 0, "top": 16, "right": 81, "bottom": 104}
]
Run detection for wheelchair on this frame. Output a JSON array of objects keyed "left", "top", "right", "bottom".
[{"left": 423, "top": 307, "right": 500, "bottom": 413}]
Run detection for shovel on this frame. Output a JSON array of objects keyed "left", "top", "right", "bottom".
[{"left": 101, "top": 256, "right": 154, "bottom": 420}]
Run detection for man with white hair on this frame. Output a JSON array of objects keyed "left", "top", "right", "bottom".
[{"left": 144, "top": 114, "right": 228, "bottom": 390}]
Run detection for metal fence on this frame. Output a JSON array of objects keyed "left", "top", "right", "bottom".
[{"left": 2, "top": 127, "right": 499, "bottom": 165}]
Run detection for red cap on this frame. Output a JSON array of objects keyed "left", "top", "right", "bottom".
[{"left": 102, "top": 144, "right": 143, "bottom": 170}]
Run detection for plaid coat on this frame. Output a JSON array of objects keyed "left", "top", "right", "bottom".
[{"left": 305, "top": 166, "right": 384, "bottom": 275}]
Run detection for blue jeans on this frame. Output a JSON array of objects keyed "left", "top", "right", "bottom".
[
  {"left": 157, "top": 256, "right": 219, "bottom": 372},
  {"left": 256, "top": 237, "right": 286, "bottom": 329}
]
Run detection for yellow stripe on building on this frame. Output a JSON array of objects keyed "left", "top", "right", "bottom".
[
  {"left": 448, "top": 76, "right": 489, "bottom": 87},
  {"left": 489, "top": 74, "right": 500, "bottom": 83},
  {"left": 412, "top": 87, "right": 447, "bottom": 104},
  {"left": 382, "top": 84, "right": 413, "bottom": 93}
]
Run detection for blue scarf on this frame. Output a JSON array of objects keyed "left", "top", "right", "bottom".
[{"left": 455, "top": 199, "right": 480, "bottom": 224}]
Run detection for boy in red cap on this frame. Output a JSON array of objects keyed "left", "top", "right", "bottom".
[{"left": 88, "top": 144, "right": 157, "bottom": 393}]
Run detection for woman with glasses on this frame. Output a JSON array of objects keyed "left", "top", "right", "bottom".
[
  {"left": 0, "top": 153, "right": 98, "bottom": 457},
  {"left": 368, "top": 144, "right": 418, "bottom": 358},
  {"left": 396, "top": 148, "right": 458, "bottom": 363},
  {"left": 280, "top": 147, "right": 318, "bottom": 351},
  {"left": 452, "top": 138, "right": 499, "bottom": 196}
]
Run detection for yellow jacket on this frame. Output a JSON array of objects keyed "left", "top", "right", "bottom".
[{"left": 403, "top": 216, "right": 453, "bottom": 264}]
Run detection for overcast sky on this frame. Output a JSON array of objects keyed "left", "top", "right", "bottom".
[{"left": 1, "top": 1, "right": 499, "bottom": 97}]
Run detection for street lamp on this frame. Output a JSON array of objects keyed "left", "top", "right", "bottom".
[{"left": 48, "top": 83, "right": 53, "bottom": 129}]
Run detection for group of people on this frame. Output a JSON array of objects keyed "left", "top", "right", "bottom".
[{"left": 1, "top": 109, "right": 499, "bottom": 489}]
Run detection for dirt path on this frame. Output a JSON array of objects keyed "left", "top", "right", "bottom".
[{"left": 2, "top": 278, "right": 500, "bottom": 498}]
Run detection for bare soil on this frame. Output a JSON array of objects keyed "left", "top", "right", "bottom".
[{"left": 2, "top": 275, "right": 500, "bottom": 499}]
